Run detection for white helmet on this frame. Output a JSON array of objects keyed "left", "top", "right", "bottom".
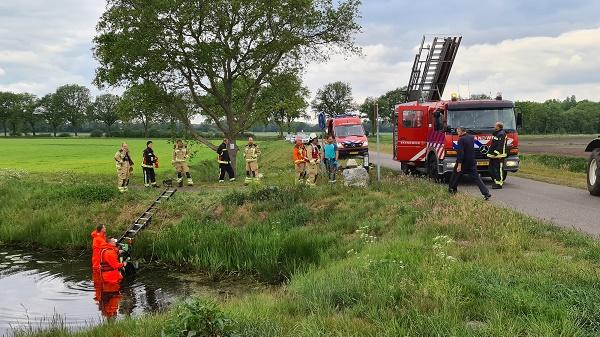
[{"left": 309, "top": 132, "right": 318, "bottom": 140}]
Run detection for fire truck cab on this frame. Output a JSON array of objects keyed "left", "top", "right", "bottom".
[
  {"left": 326, "top": 115, "right": 370, "bottom": 169},
  {"left": 393, "top": 97, "right": 521, "bottom": 180}
]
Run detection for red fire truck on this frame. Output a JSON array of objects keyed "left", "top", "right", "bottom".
[
  {"left": 393, "top": 35, "right": 522, "bottom": 180},
  {"left": 394, "top": 96, "right": 521, "bottom": 180},
  {"left": 326, "top": 114, "right": 369, "bottom": 169}
]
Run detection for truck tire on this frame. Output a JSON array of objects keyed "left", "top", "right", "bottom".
[
  {"left": 427, "top": 154, "right": 442, "bottom": 182},
  {"left": 587, "top": 149, "right": 600, "bottom": 196}
]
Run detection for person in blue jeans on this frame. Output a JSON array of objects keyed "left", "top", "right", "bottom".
[{"left": 323, "top": 135, "right": 339, "bottom": 183}]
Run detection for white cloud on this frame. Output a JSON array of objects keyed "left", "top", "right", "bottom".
[
  {"left": 304, "top": 26, "right": 600, "bottom": 106},
  {"left": 448, "top": 27, "right": 600, "bottom": 101},
  {"left": 0, "top": 0, "right": 105, "bottom": 96},
  {"left": 304, "top": 44, "right": 412, "bottom": 104}
]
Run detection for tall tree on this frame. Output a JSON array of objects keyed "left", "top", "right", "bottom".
[
  {"left": 359, "top": 97, "right": 378, "bottom": 134},
  {"left": 0, "top": 92, "right": 19, "bottom": 136},
  {"left": 54, "top": 84, "right": 91, "bottom": 136},
  {"left": 39, "top": 93, "right": 66, "bottom": 137},
  {"left": 377, "top": 87, "right": 406, "bottom": 123},
  {"left": 117, "top": 82, "right": 167, "bottom": 138},
  {"left": 256, "top": 72, "right": 309, "bottom": 137},
  {"left": 311, "top": 81, "right": 355, "bottom": 118},
  {"left": 18, "top": 93, "right": 40, "bottom": 136},
  {"left": 92, "top": 94, "right": 121, "bottom": 136},
  {"left": 94, "top": 0, "right": 361, "bottom": 171}
]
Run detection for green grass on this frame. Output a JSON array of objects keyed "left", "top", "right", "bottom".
[
  {"left": 516, "top": 154, "right": 588, "bottom": 189},
  {"left": 5, "top": 139, "right": 600, "bottom": 336},
  {"left": 0, "top": 138, "right": 217, "bottom": 174}
]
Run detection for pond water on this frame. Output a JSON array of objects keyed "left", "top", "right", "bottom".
[{"left": 0, "top": 246, "right": 259, "bottom": 336}]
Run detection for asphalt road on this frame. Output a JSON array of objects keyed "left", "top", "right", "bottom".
[{"left": 371, "top": 151, "right": 600, "bottom": 235}]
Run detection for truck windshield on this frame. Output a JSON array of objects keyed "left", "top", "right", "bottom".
[
  {"left": 335, "top": 125, "right": 365, "bottom": 137},
  {"left": 447, "top": 108, "right": 516, "bottom": 131}
]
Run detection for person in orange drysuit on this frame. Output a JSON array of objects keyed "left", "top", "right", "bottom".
[
  {"left": 99, "top": 281, "right": 122, "bottom": 319},
  {"left": 91, "top": 224, "right": 107, "bottom": 272},
  {"left": 292, "top": 138, "right": 308, "bottom": 184},
  {"left": 93, "top": 238, "right": 126, "bottom": 320},
  {"left": 100, "top": 238, "right": 126, "bottom": 284}
]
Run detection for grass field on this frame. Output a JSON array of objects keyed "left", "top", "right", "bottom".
[
  {"left": 4, "top": 138, "right": 600, "bottom": 336},
  {"left": 0, "top": 138, "right": 218, "bottom": 174}
]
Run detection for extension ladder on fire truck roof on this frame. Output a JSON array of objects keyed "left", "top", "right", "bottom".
[
  {"left": 406, "top": 35, "right": 462, "bottom": 102},
  {"left": 117, "top": 187, "right": 177, "bottom": 244}
]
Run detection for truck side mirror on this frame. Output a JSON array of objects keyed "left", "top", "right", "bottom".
[
  {"left": 515, "top": 107, "right": 523, "bottom": 128},
  {"left": 433, "top": 110, "right": 444, "bottom": 131}
]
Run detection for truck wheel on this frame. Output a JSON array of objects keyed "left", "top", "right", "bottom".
[
  {"left": 427, "top": 154, "right": 441, "bottom": 182},
  {"left": 587, "top": 150, "right": 600, "bottom": 196}
]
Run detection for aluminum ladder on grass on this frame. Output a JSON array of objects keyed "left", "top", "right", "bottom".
[
  {"left": 117, "top": 187, "right": 177, "bottom": 244},
  {"left": 406, "top": 35, "right": 462, "bottom": 102}
]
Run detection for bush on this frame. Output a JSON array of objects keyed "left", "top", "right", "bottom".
[
  {"left": 36, "top": 133, "right": 51, "bottom": 137},
  {"left": 90, "top": 129, "right": 104, "bottom": 137},
  {"left": 162, "top": 299, "right": 237, "bottom": 337},
  {"left": 57, "top": 132, "right": 72, "bottom": 137},
  {"left": 9, "top": 132, "right": 22, "bottom": 136}
]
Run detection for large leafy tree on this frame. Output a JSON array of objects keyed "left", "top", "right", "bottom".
[
  {"left": 378, "top": 87, "right": 406, "bottom": 123},
  {"left": 92, "top": 94, "right": 121, "bottom": 136},
  {"left": 54, "top": 84, "right": 92, "bottom": 136},
  {"left": 256, "top": 72, "right": 309, "bottom": 137},
  {"left": 117, "top": 82, "right": 169, "bottom": 138},
  {"left": 311, "top": 81, "right": 355, "bottom": 118},
  {"left": 94, "top": 0, "right": 361, "bottom": 169},
  {"left": 0, "top": 92, "right": 19, "bottom": 136},
  {"left": 39, "top": 93, "right": 66, "bottom": 137},
  {"left": 18, "top": 93, "right": 40, "bottom": 136},
  {"left": 359, "top": 96, "right": 378, "bottom": 134}
]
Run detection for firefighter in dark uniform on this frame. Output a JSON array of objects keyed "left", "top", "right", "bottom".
[
  {"left": 449, "top": 127, "right": 491, "bottom": 200},
  {"left": 142, "top": 141, "right": 159, "bottom": 188},
  {"left": 487, "top": 122, "right": 508, "bottom": 189},
  {"left": 217, "top": 138, "right": 236, "bottom": 182}
]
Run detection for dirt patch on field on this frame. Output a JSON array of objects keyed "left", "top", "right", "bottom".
[{"left": 519, "top": 136, "right": 592, "bottom": 158}]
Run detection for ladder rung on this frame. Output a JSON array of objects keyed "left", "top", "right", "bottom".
[{"left": 123, "top": 236, "right": 133, "bottom": 241}]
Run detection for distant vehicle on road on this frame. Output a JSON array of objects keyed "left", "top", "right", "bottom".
[
  {"left": 585, "top": 137, "right": 600, "bottom": 195},
  {"left": 326, "top": 114, "right": 369, "bottom": 169},
  {"left": 285, "top": 133, "right": 310, "bottom": 144}
]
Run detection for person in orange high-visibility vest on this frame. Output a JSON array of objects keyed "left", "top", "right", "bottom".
[
  {"left": 91, "top": 224, "right": 107, "bottom": 272},
  {"left": 100, "top": 238, "right": 126, "bottom": 284},
  {"left": 292, "top": 138, "right": 308, "bottom": 184}
]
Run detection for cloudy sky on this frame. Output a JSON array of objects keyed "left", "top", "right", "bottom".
[{"left": 1, "top": 0, "right": 599, "bottom": 105}]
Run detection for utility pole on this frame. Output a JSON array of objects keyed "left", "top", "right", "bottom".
[{"left": 376, "top": 103, "right": 381, "bottom": 181}]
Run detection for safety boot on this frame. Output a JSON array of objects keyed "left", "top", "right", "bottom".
[{"left": 187, "top": 178, "right": 194, "bottom": 186}]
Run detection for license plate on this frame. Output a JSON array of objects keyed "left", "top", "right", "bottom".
[
  {"left": 477, "top": 161, "right": 489, "bottom": 166},
  {"left": 350, "top": 151, "right": 359, "bottom": 155}
]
